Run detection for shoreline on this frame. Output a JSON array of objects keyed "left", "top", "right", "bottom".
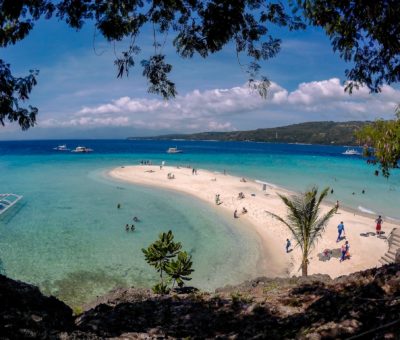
[{"left": 109, "top": 165, "right": 397, "bottom": 279}]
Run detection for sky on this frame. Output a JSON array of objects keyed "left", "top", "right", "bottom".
[{"left": 1, "top": 11, "right": 399, "bottom": 140}]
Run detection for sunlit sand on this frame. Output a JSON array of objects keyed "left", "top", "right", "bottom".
[{"left": 110, "top": 165, "right": 397, "bottom": 278}]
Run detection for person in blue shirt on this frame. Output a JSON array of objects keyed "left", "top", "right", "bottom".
[
  {"left": 337, "top": 221, "right": 345, "bottom": 242},
  {"left": 340, "top": 241, "right": 350, "bottom": 262}
]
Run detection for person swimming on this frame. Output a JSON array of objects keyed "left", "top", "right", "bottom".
[
  {"left": 131, "top": 224, "right": 135, "bottom": 231},
  {"left": 133, "top": 216, "right": 140, "bottom": 222}
]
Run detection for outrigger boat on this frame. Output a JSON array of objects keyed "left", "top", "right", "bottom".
[
  {"left": 166, "top": 147, "right": 183, "bottom": 154},
  {"left": 0, "top": 193, "right": 23, "bottom": 215}
]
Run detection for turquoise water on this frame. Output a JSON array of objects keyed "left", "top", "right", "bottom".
[{"left": 0, "top": 140, "right": 399, "bottom": 306}]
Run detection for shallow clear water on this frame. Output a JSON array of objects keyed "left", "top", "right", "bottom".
[{"left": 0, "top": 140, "right": 399, "bottom": 306}]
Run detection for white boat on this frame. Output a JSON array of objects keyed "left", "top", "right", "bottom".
[
  {"left": 53, "top": 144, "right": 69, "bottom": 151},
  {"left": 166, "top": 147, "right": 183, "bottom": 154},
  {"left": 342, "top": 148, "right": 361, "bottom": 155},
  {"left": 71, "top": 146, "right": 93, "bottom": 153}
]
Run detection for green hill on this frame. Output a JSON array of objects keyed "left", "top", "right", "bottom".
[{"left": 129, "top": 121, "right": 370, "bottom": 145}]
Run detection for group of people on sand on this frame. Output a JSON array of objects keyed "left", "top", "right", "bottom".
[
  {"left": 140, "top": 160, "right": 152, "bottom": 165},
  {"left": 167, "top": 173, "right": 175, "bottom": 179},
  {"left": 125, "top": 216, "right": 140, "bottom": 232},
  {"left": 192, "top": 168, "right": 198, "bottom": 175}
]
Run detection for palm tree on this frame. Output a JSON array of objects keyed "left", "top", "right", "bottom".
[{"left": 267, "top": 187, "right": 336, "bottom": 276}]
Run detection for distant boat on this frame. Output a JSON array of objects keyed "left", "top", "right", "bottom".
[
  {"left": 53, "top": 144, "right": 70, "bottom": 151},
  {"left": 166, "top": 147, "right": 183, "bottom": 154},
  {"left": 71, "top": 146, "right": 93, "bottom": 153},
  {"left": 342, "top": 148, "right": 361, "bottom": 155}
]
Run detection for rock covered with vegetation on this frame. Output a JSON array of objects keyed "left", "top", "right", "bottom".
[{"left": 1, "top": 264, "right": 400, "bottom": 339}]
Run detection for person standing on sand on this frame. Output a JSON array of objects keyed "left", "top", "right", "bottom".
[
  {"left": 286, "top": 239, "right": 291, "bottom": 253},
  {"left": 375, "top": 215, "right": 383, "bottom": 235},
  {"left": 337, "top": 221, "right": 345, "bottom": 242},
  {"left": 340, "top": 241, "right": 350, "bottom": 262},
  {"left": 335, "top": 200, "right": 339, "bottom": 213},
  {"left": 234, "top": 210, "right": 238, "bottom": 218}
]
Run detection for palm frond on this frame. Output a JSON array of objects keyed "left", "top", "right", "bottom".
[{"left": 266, "top": 210, "right": 303, "bottom": 250}]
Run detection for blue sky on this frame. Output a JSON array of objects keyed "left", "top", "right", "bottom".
[{"left": 1, "top": 15, "right": 399, "bottom": 140}]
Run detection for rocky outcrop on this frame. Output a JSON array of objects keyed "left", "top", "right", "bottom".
[
  {"left": 0, "top": 274, "right": 74, "bottom": 339},
  {"left": 1, "top": 265, "right": 400, "bottom": 339}
]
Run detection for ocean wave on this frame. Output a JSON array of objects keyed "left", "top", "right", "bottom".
[
  {"left": 386, "top": 216, "right": 400, "bottom": 223},
  {"left": 358, "top": 206, "right": 376, "bottom": 214},
  {"left": 255, "top": 180, "right": 278, "bottom": 189}
]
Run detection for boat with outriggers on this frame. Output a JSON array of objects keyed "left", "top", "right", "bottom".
[
  {"left": 166, "top": 147, "right": 183, "bottom": 154},
  {"left": 0, "top": 193, "right": 23, "bottom": 216},
  {"left": 53, "top": 144, "right": 70, "bottom": 151},
  {"left": 71, "top": 146, "right": 93, "bottom": 153}
]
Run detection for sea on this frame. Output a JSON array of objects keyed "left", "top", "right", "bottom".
[{"left": 0, "top": 139, "right": 399, "bottom": 307}]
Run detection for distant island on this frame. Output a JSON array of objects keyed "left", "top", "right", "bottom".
[{"left": 128, "top": 121, "right": 370, "bottom": 145}]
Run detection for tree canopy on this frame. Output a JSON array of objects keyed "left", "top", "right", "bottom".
[
  {"left": 356, "top": 106, "right": 400, "bottom": 178},
  {"left": 1, "top": 0, "right": 400, "bottom": 130}
]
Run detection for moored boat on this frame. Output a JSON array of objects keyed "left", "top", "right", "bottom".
[
  {"left": 53, "top": 144, "right": 70, "bottom": 151},
  {"left": 166, "top": 147, "right": 183, "bottom": 154},
  {"left": 342, "top": 148, "right": 361, "bottom": 155},
  {"left": 71, "top": 146, "right": 93, "bottom": 153}
]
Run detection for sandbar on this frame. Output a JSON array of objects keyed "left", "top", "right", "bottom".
[{"left": 109, "top": 165, "right": 397, "bottom": 278}]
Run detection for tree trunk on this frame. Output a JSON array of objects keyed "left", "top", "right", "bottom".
[{"left": 301, "top": 260, "right": 308, "bottom": 276}]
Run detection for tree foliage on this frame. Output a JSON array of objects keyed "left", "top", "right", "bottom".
[
  {"left": 142, "top": 230, "right": 194, "bottom": 294},
  {"left": 296, "top": 0, "right": 400, "bottom": 93},
  {"left": 1, "top": 1, "right": 400, "bottom": 130},
  {"left": 356, "top": 106, "right": 400, "bottom": 178},
  {"left": 266, "top": 186, "right": 335, "bottom": 276}
]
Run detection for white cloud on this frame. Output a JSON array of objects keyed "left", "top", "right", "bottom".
[{"left": 37, "top": 78, "right": 400, "bottom": 133}]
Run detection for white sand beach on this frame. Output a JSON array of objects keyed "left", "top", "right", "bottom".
[{"left": 109, "top": 165, "right": 397, "bottom": 279}]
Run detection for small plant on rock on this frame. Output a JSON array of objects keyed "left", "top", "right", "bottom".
[{"left": 142, "top": 230, "right": 194, "bottom": 294}]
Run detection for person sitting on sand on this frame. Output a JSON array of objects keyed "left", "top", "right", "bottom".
[
  {"left": 238, "top": 192, "right": 245, "bottom": 199},
  {"left": 234, "top": 210, "right": 238, "bottom": 218},
  {"left": 242, "top": 207, "right": 248, "bottom": 214},
  {"left": 375, "top": 215, "right": 383, "bottom": 235},
  {"left": 240, "top": 177, "right": 247, "bottom": 182}
]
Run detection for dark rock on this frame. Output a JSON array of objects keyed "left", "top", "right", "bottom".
[
  {"left": 0, "top": 274, "right": 74, "bottom": 339},
  {"left": 2, "top": 265, "right": 400, "bottom": 339},
  {"left": 395, "top": 249, "right": 400, "bottom": 263}
]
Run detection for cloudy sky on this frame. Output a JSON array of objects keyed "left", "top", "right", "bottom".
[{"left": 2, "top": 13, "right": 399, "bottom": 140}]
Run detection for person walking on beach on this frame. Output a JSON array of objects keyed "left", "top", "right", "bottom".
[
  {"left": 234, "top": 210, "right": 238, "bottom": 218},
  {"left": 375, "top": 215, "right": 383, "bottom": 235},
  {"left": 286, "top": 239, "right": 291, "bottom": 253},
  {"left": 335, "top": 200, "right": 339, "bottom": 213},
  {"left": 337, "top": 221, "right": 345, "bottom": 242},
  {"left": 340, "top": 241, "right": 350, "bottom": 262}
]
